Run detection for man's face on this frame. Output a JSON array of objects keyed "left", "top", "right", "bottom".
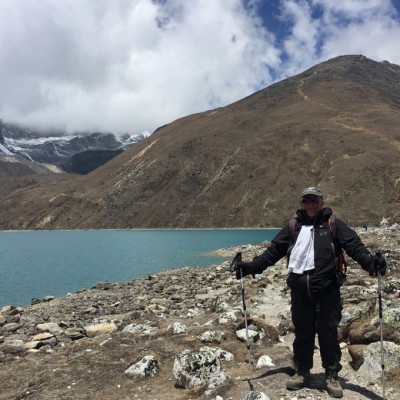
[{"left": 300, "top": 195, "right": 324, "bottom": 219}]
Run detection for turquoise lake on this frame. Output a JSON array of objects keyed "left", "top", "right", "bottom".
[{"left": 0, "top": 229, "right": 279, "bottom": 307}]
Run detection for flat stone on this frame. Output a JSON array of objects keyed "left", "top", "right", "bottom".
[{"left": 84, "top": 322, "right": 118, "bottom": 337}]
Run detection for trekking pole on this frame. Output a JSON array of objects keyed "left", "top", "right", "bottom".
[
  {"left": 376, "top": 251, "right": 385, "bottom": 400},
  {"left": 230, "top": 252, "right": 253, "bottom": 389}
]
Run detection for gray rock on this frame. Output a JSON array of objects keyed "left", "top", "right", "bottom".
[
  {"left": 204, "top": 371, "right": 230, "bottom": 396},
  {"left": 122, "top": 323, "right": 159, "bottom": 335},
  {"left": 200, "top": 346, "right": 234, "bottom": 361},
  {"left": 0, "top": 339, "right": 26, "bottom": 355},
  {"left": 339, "top": 301, "right": 375, "bottom": 336},
  {"left": 3, "top": 323, "right": 20, "bottom": 333},
  {"left": 358, "top": 341, "right": 400, "bottom": 381},
  {"left": 236, "top": 327, "right": 264, "bottom": 342},
  {"left": 64, "top": 327, "right": 86, "bottom": 340},
  {"left": 243, "top": 392, "right": 270, "bottom": 400},
  {"left": 36, "top": 322, "right": 64, "bottom": 334},
  {"left": 372, "top": 303, "right": 400, "bottom": 329},
  {"left": 124, "top": 355, "right": 160, "bottom": 378},
  {"left": 173, "top": 349, "right": 223, "bottom": 389},
  {"left": 198, "top": 330, "right": 225, "bottom": 343},
  {"left": 256, "top": 355, "right": 275, "bottom": 368},
  {"left": 167, "top": 322, "right": 187, "bottom": 334},
  {"left": 218, "top": 311, "right": 238, "bottom": 324}
]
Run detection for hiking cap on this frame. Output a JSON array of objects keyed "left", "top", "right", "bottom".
[{"left": 301, "top": 187, "right": 323, "bottom": 198}]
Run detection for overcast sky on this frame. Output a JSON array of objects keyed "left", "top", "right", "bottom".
[{"left": 1, "top": 0, "right": 399, "bottom": 135}]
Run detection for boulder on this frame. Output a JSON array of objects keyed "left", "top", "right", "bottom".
[
  {"left": 218, "top": 311, "right": 238, "bottom": 324},
  {"left": 64, "top": 327, "right": 86, "bottom": 340},
  {"left": 173, "top": 349, "right": 223, "bottom": 389},
  {"left": 339, "top": 301, "right": 374, "bottom": 338},
  {"left": 373, "top": 303, "right": 400, "bottom": 329},
  {"left": 236, "top": 327, "right": 263, "bottom": 342},
  {"left": 124, "top": 355, "right": 160, "bottom": 378},
  {"left": 198, "top": 330, "right": 225, "bottom": 344},
  {"left": 122, "top": 323, "right": 158, "bottom": 335},
  {"left": 199, "top": 346, "right": 234, "bottom": 362},
  {"left": 3, "top": 323, "right": 20, "bottom": 333},
  {"left": 204, "top": 371, "right": 230, "bottom": 396},
  {"left": 167, "top": 322, "right": 187, "bottom": 334},
  {"left": 358, "top": 341, "right": 400, "bottom": 381},
  {"left": 0, "top": 339, "right": 26, "bottom": 355},
  {"left": 348, "top": 344, "right": 366, "bottom": 370},
  {"left": 36, "top": 322, "right": 64, "bottom": 334}
]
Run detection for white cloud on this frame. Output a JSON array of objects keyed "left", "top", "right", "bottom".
[
  {"left": 0, "top": 0, "right": 399, "bottom": 135},
  {"left": 0, "top": 0, "right": 281, "bottom": 134},
  {"left": 314, "top": 0, "right": 400, "bottom": 64},
  {"left": 279, "top": 0, "right": 321, "bottom": 75},
  {"left": 273, "top": 0, "right": 400, "bottom": 78}
]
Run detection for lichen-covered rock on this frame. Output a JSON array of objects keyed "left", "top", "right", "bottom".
[
  {"left": 122, "top": 323, "right": 159, "bottom": 335},
  {"left": 204, "top": 371, "right": 230, "bottom": 396},
  {"left": 167, "top": 322, "right": 187, "bottom": 334},
  {"left": 197, "top": 330, "right": 225, "bottom": 343},
  {"left": 218, "top": 310, "right": 238, "bottom": 324},
  {"left": 373, "top": 303, "right": 400, "bottom": 329},
  {"left": 243, "top": 391, "right": 270, "bottom": 400},
  {"left": 358, "top": 341, "right": 400, "bottom": 381},
  {"left": 124, "top": 355, "right": 160, "bottom": 378},
  {"left": 199, "top": 346, "right": 234, "bottom": 362},
  {"left": 173, "top": 349, "right": 223, "bottom": 389},
  {"left": 339, "top": 301, "right": 375, "bottom": 337}
]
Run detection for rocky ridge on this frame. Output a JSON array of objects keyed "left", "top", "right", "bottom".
[{"left": 1, "top": 224, "right": 400, "bottom": 400}]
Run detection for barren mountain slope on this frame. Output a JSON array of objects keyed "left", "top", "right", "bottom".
[{"left": 0, "top": 55, "right": 399, "bottom": 229}]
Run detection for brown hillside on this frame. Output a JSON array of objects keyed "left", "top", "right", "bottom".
[{"left": 0, "top": 55, "right": 399, "bottom": 229}]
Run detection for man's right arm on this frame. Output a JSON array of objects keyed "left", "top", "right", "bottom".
[{"left": 234, "top": 224, "right": 291, "bottom": 279}]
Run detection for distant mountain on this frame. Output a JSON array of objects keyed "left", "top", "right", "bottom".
[
  {"left": 0, "top": 120, "right": 146, "bottom": 173},
  {"left": 0, "top": 55, "right": 399, "bottom": 230},
  {"left": 61, "top": 149, "right": 124, "bottom": 175}
]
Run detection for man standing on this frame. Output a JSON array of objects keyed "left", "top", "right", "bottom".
[{"left": 233, "top": 187, "right": 386, "bottom": 398}]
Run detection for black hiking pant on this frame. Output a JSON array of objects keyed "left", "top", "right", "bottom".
[{"left": 288, "top": 272, "right": 343, "bottom": 374}]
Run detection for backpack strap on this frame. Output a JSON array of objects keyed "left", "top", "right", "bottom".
[
  {"left": 328, "top": 214, "right": 336, "bottom": 238},
  {"left": 288, "top": 215, "right": 298, "bottom": 243}
]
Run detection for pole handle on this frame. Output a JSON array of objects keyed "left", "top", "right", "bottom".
[
  {"left": 229, "top": 252, "right": 242, "bottom": 272},
  {"left": 229, "top": 252, "right": 255, "bottom": 278}
]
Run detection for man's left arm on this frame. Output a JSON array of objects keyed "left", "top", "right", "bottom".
[{"left": 336, "top": 219, "right": 386, "bottom": 276}]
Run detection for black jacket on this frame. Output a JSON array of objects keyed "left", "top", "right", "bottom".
[{"left": 251, "top": 207, "right": 372, "bottom": 291}]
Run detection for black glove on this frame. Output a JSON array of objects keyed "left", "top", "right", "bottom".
[
  {"left": 368, "top": 254, "right": 387, "bottom": 277},
  {"left": 233, "top": 261, "right": 256, "bottom": 280},
  {"left": 232, "top": 257, "right": 266, "bottom": 280}
]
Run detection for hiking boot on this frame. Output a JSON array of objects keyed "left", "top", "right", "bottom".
[
  {"left": 286, "top": 370, "right": 310, "bottom": 390},
  {"left": 326, "top": 370, "right": 343, "bottom": 398}
]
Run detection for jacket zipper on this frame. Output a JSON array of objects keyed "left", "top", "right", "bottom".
[{"left": 306, "top": 227, "right": 315, "bottom": 298}]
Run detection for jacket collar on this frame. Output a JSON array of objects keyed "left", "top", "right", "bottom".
[{"left": 296, "top": 207, "right": 333, "bottom": 226}]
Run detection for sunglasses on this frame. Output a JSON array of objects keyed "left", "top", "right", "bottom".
[{"left": 301, "top": 197, "right": 320, "bottom": 204}]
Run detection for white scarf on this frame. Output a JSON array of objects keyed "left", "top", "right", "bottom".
[{"left": 288, "top": 225, "right": 315, "bottom": 274}]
